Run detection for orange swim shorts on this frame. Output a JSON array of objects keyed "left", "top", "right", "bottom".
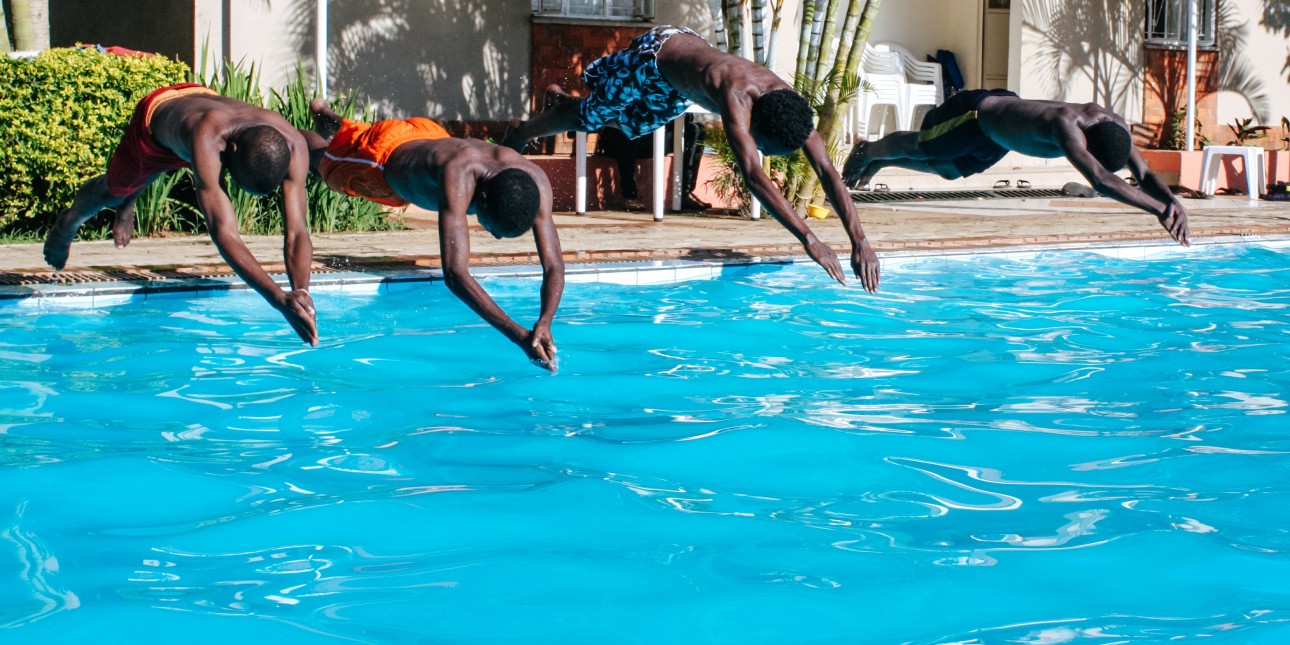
[{"left": 318, "top": 117, "right": 451, "bottom": 207}]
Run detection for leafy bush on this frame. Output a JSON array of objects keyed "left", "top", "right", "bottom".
[{"left": 0, "top": 47, "right": 188, "bottom": 230}]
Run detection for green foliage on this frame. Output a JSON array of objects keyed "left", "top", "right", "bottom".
[
  {"left": 1226, "top": 117, "right": 1270, "bottom": 146},
  {"left": 268, "top": 64, "right": 397, "bottom": 233},
  {"left": 1165, "top": 108, "right": 1209, "bottom": 151},
  {"left": 0, "top": 47, "right": 188, "bottom": 230}
]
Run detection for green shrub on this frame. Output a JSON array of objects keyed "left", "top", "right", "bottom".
[{"left": 0, "top": 48, "right": 188, "bottom": 230}]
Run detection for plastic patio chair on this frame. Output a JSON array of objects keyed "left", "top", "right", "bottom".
[
  {"left": 859, "top": 44, "right": 907, "bottom": 136},
  {"left": 875, "top": 42, "right": 943, "bottom": 130}
]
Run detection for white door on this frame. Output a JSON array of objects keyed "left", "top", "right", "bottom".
[{"left": 981, "top": 0, "right": 1010, "bottom": 90}]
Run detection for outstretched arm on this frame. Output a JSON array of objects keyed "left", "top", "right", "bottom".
[
  {"left": 279, "top": 133, "right": 319, "bottom": 334},
  {"left": 191, "top": 129, "right": 318, "bottom": 345},
  {"left": 1059, "top": 123, "right": 1189, "bottom": 245},
  {"left": 438, "top": 166, "right": 555, "bottom": 370},
  {"left": 528, "top": 184, "right": 565, "bottom": 370},
  {"left": 721, "top": 107, "right": 848, "bottom": 284},
  {"left": 803, "top": 130, "right": 879, "bottom": 292}
]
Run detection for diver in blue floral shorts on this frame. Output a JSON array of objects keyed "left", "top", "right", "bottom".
[{"left": 504, "top": 25, "right": 881, "bottom": 292}]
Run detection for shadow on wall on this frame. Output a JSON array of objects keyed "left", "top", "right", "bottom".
[
  {"left": 283, "top": 0, "right": 528, "bottom": 120},
  {"left": 1021, "top": 0, "right": 1144, "bottom": 116},
  {"left": 1023, "top": 0, "right": 1269, "bottom": 144},
  {"left": 1259, "top": 0, "right": 1290, "bottom": 83}
]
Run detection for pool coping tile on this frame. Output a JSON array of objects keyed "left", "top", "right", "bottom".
[{"left": 2, "top": 233, "right": 1288, "bottom": 304}]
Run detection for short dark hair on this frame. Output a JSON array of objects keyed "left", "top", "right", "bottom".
[
  {"left": 1084, "top": 121, "right": 1131, "bottom": 172},
  {"left": 750, "top": 89, "right": 814, "bottom": 154},
  {"left": 228, "top": 125, "right": 291, "bottom": 194},
  {"left": 479, "top": 168, "right": 540, "bottom": 238}
]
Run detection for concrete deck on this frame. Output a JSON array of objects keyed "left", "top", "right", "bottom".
[{"left": 2, "top": 189, "right": 1289, "bottom": 290}]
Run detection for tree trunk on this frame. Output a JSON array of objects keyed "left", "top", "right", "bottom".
[
  {"left": 765, "top": 0, "right": 785, "bottom": 71},
  {"left": 1, "top": 1, "right": 12, "bottom": 53},
  {"left": 795, "top": 0, "right": 883, "bottom": 209},
  {"left": 805, "top": 2, "right": 826, "bottom": 77},
  {"left": 10, "top": 0, "right": 49, "bottom": 51},
  {"left": 751, "top": 0, "right": 767, "bottom": 65},
  {"left": 811, "top": 0, "right": 841, "bottom": 83},
  {"left": 724, "top": 0, "right": 744, "bottom": 57},
  {"left": 708, "top": 0, "right": 728, "bottom": 52},
  {"left": 815, "top": 0, "right": 865, "bottom": 133},
  {"left": 794, "top": 0, "right": 816, "bottom": 78}
]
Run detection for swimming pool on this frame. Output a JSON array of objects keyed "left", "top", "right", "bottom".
[{"left": 2, "top": 243, "right": 1289, "bottom": 643}]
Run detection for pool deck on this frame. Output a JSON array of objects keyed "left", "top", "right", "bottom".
[{"left": 3, "top": 190, "right": 1290, "bottom": 294}]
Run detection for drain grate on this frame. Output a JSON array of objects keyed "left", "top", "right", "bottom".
[{"left": 850, "top": 188, "right": 1066, "bottom": 203}]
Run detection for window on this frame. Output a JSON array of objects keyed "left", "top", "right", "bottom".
[
  {"left": 1146, "top": 0, "right": 1216, "bottom": 46},
  {"left": 532, "top": 0, "right": 654, "bottom": 20}
]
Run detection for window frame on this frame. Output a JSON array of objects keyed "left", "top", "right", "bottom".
[
  {"left": 531, "top": 0, "right": 654, "bottom": 21},
  {"left": 1145, "top": 0, "right": 1217, "bottom": 47}
]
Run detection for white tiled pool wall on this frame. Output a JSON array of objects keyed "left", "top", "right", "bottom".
[{"left": 5, "top": 235, "right": 1289, "bottom": 309}]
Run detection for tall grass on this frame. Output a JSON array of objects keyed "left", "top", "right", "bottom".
[{"left": 269, "top": 64, "right": 396, "bottom": 233}]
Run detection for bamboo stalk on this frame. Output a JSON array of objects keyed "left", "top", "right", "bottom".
[{"left": 794, "top": 0, "right": 816, "bottom": 78}]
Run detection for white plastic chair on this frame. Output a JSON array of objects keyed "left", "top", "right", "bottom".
[
  {"left": 875, "top": 42, "right": 943, "bottom": 129},
  {"left": 859, "top": 44, "right": 906, "bottom": 138}
]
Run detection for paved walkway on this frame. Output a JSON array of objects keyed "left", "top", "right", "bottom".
[{"left": 2, "top": 193, "right": 1289, "bottom": 287}]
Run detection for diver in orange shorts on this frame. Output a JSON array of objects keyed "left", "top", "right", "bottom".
[{"left": 306, "top": 100, "right": 564, "bottom": 371}]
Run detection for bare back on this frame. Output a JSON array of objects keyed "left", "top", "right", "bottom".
[
  {"left": 382, "top": 138, "right": 551, "bottom": 213},
  {"left": 149, "top": 94, "right": 305, "bottom": 162},
  {"left": 654, "top": 33, "right": 792, "bottom": 119},
  {"left": 976, "top": 95, "right": 1124, "bottom": 158}
]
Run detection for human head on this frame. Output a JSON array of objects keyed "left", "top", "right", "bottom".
[
  {"left": 476, "top": 168, "right": 541, "bottom": 238},
  {"left": 749, "top": 89, "right": 814, "bottom": 156},
  {"left": 226, "top": 125, "right": 291, "bottom": 195},
  {"left": 1084, "top": 121, "right": 1132, "bottom": 172}
]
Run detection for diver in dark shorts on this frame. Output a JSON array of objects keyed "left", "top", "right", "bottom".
[
  {"left": 843, "top": 91, "right": 1189, "bottom": 246},
  {"left": 504, "top": 25, "right": 881, "bottom": 292}
]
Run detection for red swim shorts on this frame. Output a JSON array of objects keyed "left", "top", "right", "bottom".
[
  {"left": 104, "top": 83, "right": 218, "bottom": 198},
  {"left": 318, "top": 117, "right": 451, "bottom": 207}
]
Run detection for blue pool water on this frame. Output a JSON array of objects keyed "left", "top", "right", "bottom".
[{"left": 2, "top": 244, "right": 1290, "bottom": 643}]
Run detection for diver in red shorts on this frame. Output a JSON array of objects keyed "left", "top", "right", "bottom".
[{"left": 44, "top": 84, "right": 319, "bottom": 346}]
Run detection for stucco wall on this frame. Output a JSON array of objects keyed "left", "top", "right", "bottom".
[
  {"left": 1012, "top": 0, "right": 1288, "bottom": 135},
  {"left": 1214, "top": 0, "right": 1289, "bottom": 129},
  {"left": 867, "top": 0, "right": 981, "bottom": 90}
]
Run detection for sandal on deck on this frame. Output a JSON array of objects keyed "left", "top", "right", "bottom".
[
  {"left": 1016, "top": 179, "right": 1032, "bottom": 189},
  {"left": 992, "top": 179, "right": 1011, "bottom": 190}
]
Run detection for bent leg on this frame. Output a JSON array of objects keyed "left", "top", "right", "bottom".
[
  {"left": 45, "top": 175, "right": 129, "bottom": 269},
  {"left": 112, "top": 191, "right": 142, "bottom": 249},
  {"left": 502, "top": 97, "right": 585, "bottom": 153},
  {"left": 310, "top": 98, "right": 343, "bottom": 140}
]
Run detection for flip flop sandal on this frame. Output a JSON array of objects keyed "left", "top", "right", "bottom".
[
  {"left": 1123, "top": 175, "right": 1139, "bottom": 186},
  {"left": 873, "top": 183, "right": 890, "bottom": 193},
  {"left": 1016, "top": 179, "right": 1032, "bottom": 189},
  {"left": 1169, "top": 185, "right": 1210, "bottom": 199},
  {"left": 992, "top": 179, "right": 1011, "bottom": 189}
]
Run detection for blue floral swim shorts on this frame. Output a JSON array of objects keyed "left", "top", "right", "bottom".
[{"left": 578, "top": 25, "right": 701, "bottom": 140}]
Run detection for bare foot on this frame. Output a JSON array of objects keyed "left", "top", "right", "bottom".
[
  {"left": 310, "top": 98, "right": 342, "bottom": 139},
  {"left": 501, "top": 118, "right": 530, "bottom": 153},
  {"left": 113, "top": 203, "right": 136, "bottom": 249},
  {"left": 43, "top": 209, "right": 80, "bottom": 270},
  {"left": 842, "top": 140, "right": 870, "bottom": 188},
  {"left": 544, "top": 84, "right": 575, "bottom": 105}
]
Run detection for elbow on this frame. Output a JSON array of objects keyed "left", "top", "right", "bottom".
[{"left": 442, "top": 267, "right": 468, "bottom": 294}]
